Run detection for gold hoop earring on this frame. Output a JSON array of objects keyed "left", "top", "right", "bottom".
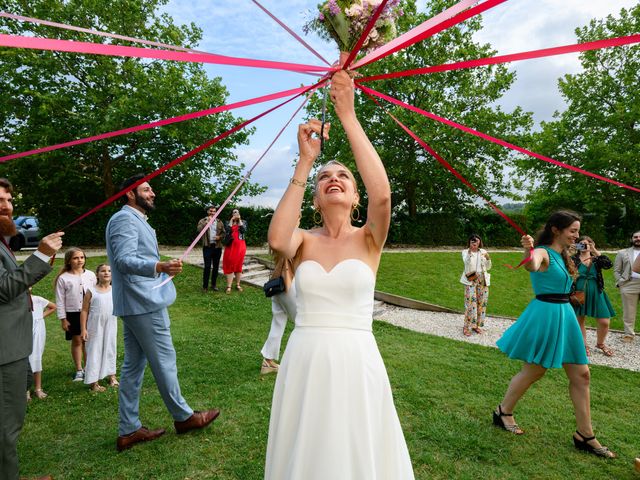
[
  {"left": 313, "top": 208, "right": 323, "bottom": 225},
  {"left": 351, "top": 204, "right": 360, "bottom": 222}
]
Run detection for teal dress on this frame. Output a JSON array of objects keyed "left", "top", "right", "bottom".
[
  {"left": 574, "top": 263, "right": 616, "bottom": 318},
  {"left": 497, "top": 247, "right": 588, "bottom": 368}
]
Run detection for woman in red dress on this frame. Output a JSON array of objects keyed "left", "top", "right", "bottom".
[{"left": 222, "top": 208, "right": 247, "bottom": 293}]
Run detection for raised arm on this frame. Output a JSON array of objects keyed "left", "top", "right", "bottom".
[
  {"left": 332, "top": 71, "right": 391, "bottom": 250},
  {"left": 268, "top": 119, "right": 328, "bottom": 259},
  {"left": 521, "top": 235, "right": 549, "bottom": 272}
]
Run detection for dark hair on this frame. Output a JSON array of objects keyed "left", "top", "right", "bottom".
[
  {"left": 467, "top": 234, "right": 483, "bottom": 248},
  {"left": 535, "top": 210, "right": 581, "bottom": 276},
  {"left": 119, "top": 173, "right": 146, "bottom": 205},
  {"left": 0, "top": 178, "right": 13, "bottom": 193},
  {"left": 206, "top": 205, "right": 217, "bottom": 212},
  {"left": 631, "top": 231, "right": 640, "bottom": 246},
  {"left": 54, "top": 247, "right": 86, "bottom": 287}
]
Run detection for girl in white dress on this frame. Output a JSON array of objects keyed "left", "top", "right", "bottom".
[
  {"left": 265, "top": 70, "right": 414, "bottom": 480},
  {"left": 80, "top": 264, "right": 118, "bottom": 392},
  {"left": 28, "top": 289, "right": 55, "bottom": 399}
]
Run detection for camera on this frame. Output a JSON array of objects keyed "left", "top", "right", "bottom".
[{"left": 575, "top": 242, "right": 587, "bottom": 251}]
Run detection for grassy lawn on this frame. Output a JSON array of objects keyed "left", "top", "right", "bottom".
[
  {"left": 19, "top": 257, "right": 639, "bottom": 479},
  {"left": 376, "top": 251, "right": 627, "bottom": 331}
]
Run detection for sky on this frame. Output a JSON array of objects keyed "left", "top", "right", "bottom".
[{"left": 161, "top": 0, "right": 637, "bottom": 208}]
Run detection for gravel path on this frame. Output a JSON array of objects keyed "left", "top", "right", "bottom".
[{"left": 375, "top": 305, "right": 640, "bottom": 372}]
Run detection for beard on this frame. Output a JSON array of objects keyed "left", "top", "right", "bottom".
[
  {"left": 134, "top": 193, "right": 155, "bottom": 213},
  {"left": 0, "top": 216, "right": 17, "bottom": 237}
]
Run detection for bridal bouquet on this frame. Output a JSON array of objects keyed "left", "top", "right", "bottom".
[{"left": 305, "top": 0, "right": 403, "bottom": 55}]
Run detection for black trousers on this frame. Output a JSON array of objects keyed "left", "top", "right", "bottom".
[
  {"left": 202, "top": 246, "right": 222, "bottom": 289},
  {"left": 0, "top": 357, "right": 28, "bottom": 480}
]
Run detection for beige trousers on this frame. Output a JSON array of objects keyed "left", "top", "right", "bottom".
[{"left": 620, "top": 278, "right": 640, "bottom": 336}]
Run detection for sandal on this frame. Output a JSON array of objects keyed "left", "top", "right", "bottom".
[
  {"left": 573, "top": 431, "right": 616, "bottom": 458},
  {"left": 463, "top": 326, "right": 472, "bottom": 337},
  {"left": 236, "top": 285, "right": 243, "bottom": 292},
  {"left": 91, "top": 384, "right": 106, "bottom": 393},
  {"left": 33, "top": 389, "right": 48, "bottom": 399},
  {"left": 109, "top": 377, "right": 120, "bottom": 387},
  {"left": 225, "top": 287, "right": 231, "bottom": 295},
  {"left": 492, "top": 404, "right": 524, "bottom": 435},
  {"left": 472, "top": 327, "right": 483, "bottom": 334},
  {"left": 595, "top": 343, "right": 614, "bottom": 357},
  {"left": 260, "top": 359, "right": 279, "bottom": 375}
]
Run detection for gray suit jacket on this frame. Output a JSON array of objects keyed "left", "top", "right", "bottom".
[
  {"left": 613, "top": 247, "right": 638, "bottom": 287},
  {"left": 0, "top": 244, "right": 51, "bottom": 365},
  {"left": 106, "top": 206, "right": 176, "bottom": 317}
]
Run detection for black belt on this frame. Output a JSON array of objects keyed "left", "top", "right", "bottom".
[{"left": 535, "top": 294, "right": 570, "bottom": 304}]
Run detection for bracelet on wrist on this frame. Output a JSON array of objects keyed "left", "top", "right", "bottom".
[{"left": 290, "top": 177, "right": 307, "bottom": 188}]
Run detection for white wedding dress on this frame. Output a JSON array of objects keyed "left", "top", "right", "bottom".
[{"left": 264, "top": 259, "right": 414, "bottom": 480}]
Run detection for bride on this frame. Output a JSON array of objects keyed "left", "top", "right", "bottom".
[{"left": 265, "top": 70, "right": 414, "bottom": 480}]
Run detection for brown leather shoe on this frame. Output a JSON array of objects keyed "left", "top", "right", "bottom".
[
  {"left": 174, "top": 409, "right": 220, "bottom": 434},
  {"left": 116, "top": 426, "right": 166, "bottom": 452}
]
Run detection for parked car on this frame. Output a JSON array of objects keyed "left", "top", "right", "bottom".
[{"left": 10, "top": 216, "right": 40, "bottom": 251}]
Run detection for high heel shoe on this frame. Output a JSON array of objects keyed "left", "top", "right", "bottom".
[
  {"left": 492, "top": 404, "right": 524, "bottom": 435},
  {"left": 573, "top": 431, "right": 616, "bottom": 458}
]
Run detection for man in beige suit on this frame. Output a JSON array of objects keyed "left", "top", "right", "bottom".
[
  {"left": 613, "top": 230, "right": 640, "bottom": 342},
  {"left": 0, "top": 178, "right": 63, "bottom": 480}
]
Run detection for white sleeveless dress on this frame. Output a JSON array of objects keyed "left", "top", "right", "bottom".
[{"left": 264, "top": 259, "right": 414, "bottom": 480}]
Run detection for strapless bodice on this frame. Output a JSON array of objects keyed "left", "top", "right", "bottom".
[{"left": 294, "top": 259, "right": 375, "bottom": 331}]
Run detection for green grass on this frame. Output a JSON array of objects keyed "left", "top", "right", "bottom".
[
  {"left": 20, "top": 257, "right": 640, "bottom": 479},
  {"left": 376, "top": 251, "right": 626, "bottom": 331}
]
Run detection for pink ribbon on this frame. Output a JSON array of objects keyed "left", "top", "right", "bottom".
[
  {"left": 357, "top": 84, "right": 640, "bottom": 194},
  {"left": 360, "top": 34, "right": 640, "bottom": 82},
  {"left": 250, "top": 1, "right": 330, "bottom": 66},
  {"left": 0, "top": 34, "right": 329, "bottom": 73},
  {"left": 0, "top": 84, "right": 314, "bottom": 162},
  {"left": 341, "top": 0, "right": 389, "bottom": 70},
  {"left": 0, "top": 12, "right": 214, "bottom": 55},
  {"left": 352, "top": 0, "right": 507, "bottom": 69},
  {"left": 154, "top": 97, "right": 311, "bottom": 288}
]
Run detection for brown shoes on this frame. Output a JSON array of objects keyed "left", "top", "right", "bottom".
[
  {"left": 174, "top": 409, "right": 220, "bottom": 434},
  {"left": 116, "top": 426, "right": 166, "bottom": 452}
]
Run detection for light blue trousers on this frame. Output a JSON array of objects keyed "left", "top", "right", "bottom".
[{"left": 118, "top": 309, "right": 193, "bottom": 436}]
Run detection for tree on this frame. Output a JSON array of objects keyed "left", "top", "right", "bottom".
[
  {"left": 0, "top": 0, "right": 262, "bottom": 244},
  {"left": 519, "top": 5, "right": 640, "bottom": 245},
  {"left": 305, "top": 0, "right": 532, "bottom": 219}
]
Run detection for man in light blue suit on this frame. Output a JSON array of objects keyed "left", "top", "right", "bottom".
[{"left": 106, "top": 174, "right": 219, "bottom": 452}]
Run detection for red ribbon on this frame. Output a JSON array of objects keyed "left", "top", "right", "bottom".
[
  {"left": 0, "top": 84, "right": 314, "bottom": 162},
  {"left": 0, "top": 34, "right": 329, "bottom": 73},
  {"left": 360, "top": 34, "right": 640, "bottom": 82},
  {"left": 62, "top": 79, "right": 327, "bottom": 230},
  {"left": 357, "top": 84, "right": 640, "bottom": 194},
  {"left": 360, "top": 87, "right": 533, "bottom": 267}
]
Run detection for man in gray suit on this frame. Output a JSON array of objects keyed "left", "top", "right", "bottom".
[
  {"left": 106, "top": 174, "right": 219, "bottom": 452},
  {"left": 0, "top": 178, "right": 62, "bottom": 480},
  {"left": 613, "top": 230, "right": 640, "bottom": 343}
]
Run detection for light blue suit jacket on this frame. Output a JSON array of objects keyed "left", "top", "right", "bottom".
[{"left": 106, "top": 205, "right": 176, "bottom": 317}]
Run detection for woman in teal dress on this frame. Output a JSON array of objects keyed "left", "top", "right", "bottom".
[
  {"left": 494, "top": 211, "right": 615, "bottom": 458},
  {"left": 571, "top": 236, "right": 615, "bottom": 357}
]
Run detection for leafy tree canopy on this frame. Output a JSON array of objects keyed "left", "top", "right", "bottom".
[{"left": 0, "top": 0, "right": 262, "bottom": 243}]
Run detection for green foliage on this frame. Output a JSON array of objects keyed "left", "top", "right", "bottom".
[
  {"left": 520, "top": 5, "right": 640, "bottom": 245},
  {"left": 20, "top": 256, "right": 640, "bottom": 479},
  {"left": 306, "top": 0, "right": 532, "bottom": 218},
  {"left": 0, "top": 0, "right": 264, "bottom": 245}
]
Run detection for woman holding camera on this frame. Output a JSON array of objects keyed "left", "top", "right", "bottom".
[
  {"left": 460, "top": 234, "right": 491, "bottom": 336},
  {"left": 571, "top": 236, "right": 615, "bottom": 356},
  {"left": 222, "top": 208, "right": 247, "bottom": 294}
]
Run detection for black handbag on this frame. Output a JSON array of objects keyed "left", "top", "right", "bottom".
[
  {"left": 263, "top": 276, "right": 285, "bottom": 297},
  {"left": 223, "top": 230, "right": 233, "bottom": 247}
]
